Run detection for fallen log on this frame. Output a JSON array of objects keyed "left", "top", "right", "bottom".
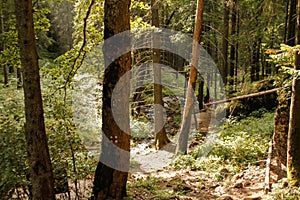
[{"left": 204, "top": 88, "right": 281, "bottom": 106}]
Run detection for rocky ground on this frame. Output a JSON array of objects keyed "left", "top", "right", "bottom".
[{"left": 127, "top": 158, "right": 288, "bottom": 200}]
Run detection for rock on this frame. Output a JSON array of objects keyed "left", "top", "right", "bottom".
[
  {"left": 232, "top": 172, "right": 244, "bottom": 181},
  {"left": 220, "top": 196, "right": 233, "bottom": 200},
  {"left": 243, "top": 180, "right": 252, "bottom": 187},
  {"left": 281, "top": 178, "right": 289, "bottom": 188},
  {"left": 234, "top": 182, "right": 243, "bottom": 188},
  {"left": 243, "top": 196, "right": 262, "bottom": 200},
  {"left": 220, "top": 168, "right": 230, "bottom": 177}
]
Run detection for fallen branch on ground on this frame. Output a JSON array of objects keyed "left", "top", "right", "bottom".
[{"left": 204, "top": 88, "right": 281, "bottom": 106}]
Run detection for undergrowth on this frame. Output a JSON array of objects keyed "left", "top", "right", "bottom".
[{"left": 172, "top": 110, "right": 274, "bottom": 173}]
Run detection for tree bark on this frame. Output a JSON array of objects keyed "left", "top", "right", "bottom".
[
  {"left": 286, "top": 0, "right": 297, "bottom": 46},
  {"left": 14, "top": 0, "right": 55, "bottom": 199},
  {"left": 287, "top": 0, "right": 300, "bottom": 187},
  {"left": 0, "top": 0, "right": 8, "bottom": 86},
  {"left": 152, "top": 0, "right": 170, "bottom": 150},
  {"left": 197, "top": 78, "right": 204, "bottom": 110},
  {"left": 221, "top": 0, "right": 229, "bottom": 85},
  {"left": 92, "top": 0, "right": 131, "bottom": 199},
  {"left": 176, "top": 0, "right": 204, "bottom": 155},
  {"left": 229, "top": 0, "right": 236, "bottom": 86},
  {"left": 17, "top": 67, "right": 22, "bottom": 89}
]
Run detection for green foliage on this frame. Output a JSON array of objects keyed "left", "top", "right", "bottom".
[
  {"left": 0, "top": 1, "right": 55, "bottom": 73},
  {"left": 127, "top": 176, "right": 184, "bottom": 200},
  {"left": 41, "top": 59, "right": 98, "bottom": 182},
  {"left": 0, "top": 58, "right": 98, "bottom": 198},
  {"left": 266, "top": 183, "right": 300, "bottom": 200},
  {"left": 0, "top": 15, "right": 20, "bottom": 70},
  {"left": 131, "top": 120, "right": 153, "bottom": 140},
  {"left": 267, "top": 44, "right": 300, "bottom": 68},
  {"left": 130, "top": 0, "right": 151, "bottom": 29},
  {"left": 172, "top": 111, "right": 274, "bottom": 172},
  {"left": 0, "top": 87, "right": 27, "bottom": 199},
  {"left": 73, "top": 0, "right": 103, "bottom": 46}
]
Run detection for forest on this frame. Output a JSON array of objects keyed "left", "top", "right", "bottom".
[{"left": 1, "top": 0, "right": 300, "bottom": 199}]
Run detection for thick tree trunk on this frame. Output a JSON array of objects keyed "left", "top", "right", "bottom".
[
  {"left": 92, "top": 0, "right": 131, "bottom": 199},
  {"left": 287, "top": 0, "right": 300, "bottom": 187},
  {"left": 286, "top": 0, "right": 297, "bottom": 46},
  {"left": 152, "top": 0, "right": 170, "bottom": 150},
  {"left": 176, "top": 0, "right": 204, "bottom": 155},
  {"left": 14, "top": 0, "right": 55, "bottom": 199}
]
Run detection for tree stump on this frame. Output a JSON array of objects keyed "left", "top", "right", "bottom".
[{"left": 273, "top": 88, "right": 290, "bottom": 166}]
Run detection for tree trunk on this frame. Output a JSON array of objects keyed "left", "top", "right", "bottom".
[
  {"left": 14, "top": 0, "right": 55, "bottom": 199},
  {"left": 0, "top": 0, "right": 8, "bottom": 86},
  {"left": 92, "top": 0, "right": 131, "bottom": 199},
  {"left": 234, "top": 10, "right": 240, "bottom": 87},
  {"left": 197, "top": 78, "right": 204, "bottom": 110},
  {"left": 251, "top": 40, "right": 260, "bottom": 82},
  {"left": 287, "top": 0, "right": 300, "bottom": 187},
  {"left": 286, "top": 0, "right": 297, "bottom": 46},
  {"left": 152, "top": 0, "right": 170, "bottom": 150},
  {"left": 221, "top": 0, "right": 229, "bottom": 85},
  {"left": 176, "top": 0, "right": 204, "bottom": 155},
  {"left": 284, "top": 0, "right": 290, "bottom": 43},
  {"left": 17, "top": 67, "right": 22, "bottom": 89},
  {"left": 229, "top": 0, "right": 236, "bottom": 86}
]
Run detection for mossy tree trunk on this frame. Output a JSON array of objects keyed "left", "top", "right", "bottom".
[
  {"left": 92, "top": 0, "right": 131, "bottom": 199},
  {"left": 287, "top": 0, "right": 300, "bottom": 187},
  {"left": 14, "top": 0, "right": 55, "bottom": 199}
]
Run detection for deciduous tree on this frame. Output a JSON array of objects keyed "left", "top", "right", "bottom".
[
  {"left": 92, "top": 0, "right": 131, "bottom": 199},
  {"left": 14, "top": 0, "right": 55, "bottom": 199}
]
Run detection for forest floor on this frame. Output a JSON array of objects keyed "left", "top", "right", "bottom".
[
  {"left": 127, "top": 150, "right": 287, "bottom": 200},
  {"left": 126, "top": 110, "right": 292, "bottom": 200}
]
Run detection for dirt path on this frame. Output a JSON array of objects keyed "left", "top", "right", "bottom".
[{"left": 128, "top": 158, "right": 287, "bottom": 200}]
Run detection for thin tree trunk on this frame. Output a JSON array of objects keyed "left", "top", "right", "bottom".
[
  {"left": 197, "top": 78, "right": 204, "bottom": 110},
  {"left": 221, "top": 0, "right": 229, "bottom": 85},
  {"left": 3, "top": 65, "right": 8, "bottom": 86},
  {"left": 287, "top": 0, "right": 300, "bottom": 187},
  {"left": 176, "top": 0, "right": 204, "bottom": 155},
  {"left": 234, "top": 10, "right": 239, "bottom": 88},
  {"left": 14, "top": 0, "right": 55, "bottom": 199},
  {"left": 92, "top": 0, "right": 131, "bottom": 199},
  {"left": 17, "top": 67, "right": 22, "bottom": 89},
  {"left": 229, "top": 0, "right": 236, "bottom": 86},
  {"left": 284, "top": 0, "right": 290, "bottom": 43},
  {"left": 0, "top": 0, "right": 8, "bottom": 86},
  {"left": 256, "top": 38, "right": 262, "bottom": 81},
  {"left": 152, "top": 0, "right": 170, "bottom": 150}
]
